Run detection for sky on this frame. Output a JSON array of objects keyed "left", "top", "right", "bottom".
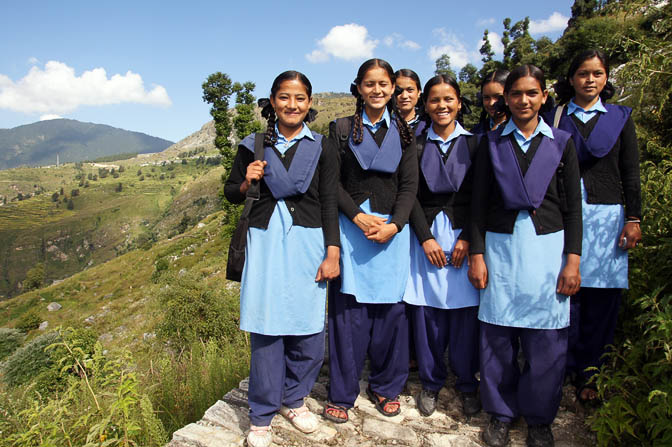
[{"left": 0, "top": 0, "right": 573, "bottom": 143}]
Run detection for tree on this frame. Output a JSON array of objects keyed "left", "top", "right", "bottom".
[
  {"left": 508, "top": 17, "right": 536, "bottom": 67},
  {"left": 232, "top": 81, "right": 263, "bottom": 140},
  {"left": 115, "top": 183, "right": 123, "bottom": 192},
  {"left": 23, "top": 263, "right": 45, "bottom": 291},
  {"left": 434, "top": 54, "right": 456, "bottom": 78},
  {"left": 202, "top": 72, "right": 235, "bottom": 171},
  {"left": 51, "top": 192, "right": 59, "bottom": 202},
  {"left": 459, "top": 64, "right": 479, "bottom": 84},
  {"left": 479, "top": 29, "right": 500, "bottom": 77},
  {"left": 568, "top": 0, "right": 598, "bottom": 28},
  {"left": 502, "top": 18, "right": 512, "bottom": 68},
  {"left": 67, "top": 199, "right": 74, "bottom": 210}
]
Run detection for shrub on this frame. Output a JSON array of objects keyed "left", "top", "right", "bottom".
[
  {"left": 1, "top": 332, "right": 58, "bottom": 388},
  {"left": 156, "top": 272, "right": 239, "bottom": 349},
  {"left": 15, "top": 311, "right": 41, "bottom": 332},
  {"left": 0, "top": 328, "right": 25, "bottom": 361},
  {"left": 23, "top": 263, "right": 44, "bottom": 292}
]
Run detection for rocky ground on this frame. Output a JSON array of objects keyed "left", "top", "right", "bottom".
[{"left": 166, "top": 358, "right": 596, "bottom": 447}]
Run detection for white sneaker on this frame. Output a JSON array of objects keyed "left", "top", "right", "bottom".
[
  {"left": 247, "top": 424, "right": 272, "bottom": 447},
  {"left": 280, "top": 405, "right": 319, "bottom": 433}
]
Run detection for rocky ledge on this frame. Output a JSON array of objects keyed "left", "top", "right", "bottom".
[{"left": 166, "top": 360, "right": 595, "bottom": 447}]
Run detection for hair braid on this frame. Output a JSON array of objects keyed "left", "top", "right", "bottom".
[
  {"left": 263, "top": 108, "right": 277, "bottom": 147},
  {"left": 390, "top": 100, "right": 413, "bottom": 147},
  {"left": 352, "top": 96, "right": 365, "bottom": 144}
]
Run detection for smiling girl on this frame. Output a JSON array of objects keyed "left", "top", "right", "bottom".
[
  {"left": 472, "top": 69, "right": 509, "bottom": 135},
  {"left": 323, "top": 58, "right": 417, "bottom": 423},
  {"left": 395, "top": 69, "right": 426, "bottom": 135},
  {"left": 469, "top": 65, "right": 582, "bottom": 447},
  {"left": 545, "top": 49, "right": 641, "bottom": 405},
  {"left": 403, "top": 75, "right": 481, "bottom": 418},
  {"left": 224, "top": 71, "right": 340, "bottom": 447}
]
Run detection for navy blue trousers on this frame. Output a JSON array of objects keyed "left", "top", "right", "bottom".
[
  {"left": 480, "top": 322, "right": 568, "bottom": 425},
  {"left": 408, "top": 304, "right": 479, "bottom": 393},
  {"left": 248, "top": 330, "right": 325, "bottom": 426},
  {"left": 328, "top": 280, "right": 409, "bottom": 408},
  {"left": 568, "top": 287, "right": 622, "bottom": 382}
]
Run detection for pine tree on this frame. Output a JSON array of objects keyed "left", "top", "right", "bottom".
[
  {"left": 434, "top": 54, "right": 456, "bottom": 78},
  {"left": 232, "top": 81, "right": 262, "bottom": 140}
]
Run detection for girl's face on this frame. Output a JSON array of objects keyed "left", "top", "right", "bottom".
[
  {"left": 570, "top": 56, "right": 607, "bottom": 105},
  {"left": 505, "top": 76, "right": 548, "bottom": 122},
  {"left": 425, "top": 82, "right": 461, "bottom": 130},
  {"left": 481, "top": 81, "right": 505, "bottom": 120},
  {"left": 396, "top": 76, "right": 420, "bottom": 115},
  {"left": 357, "top": 67, "right": 395, "bottom": 113},
  {"left": 270, "top": 79, "right": 312, "bottom": 131}
]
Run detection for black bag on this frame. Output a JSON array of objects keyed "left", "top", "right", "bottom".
[{"left": 226, "top": 133, "right": 264, "bottom": 282}]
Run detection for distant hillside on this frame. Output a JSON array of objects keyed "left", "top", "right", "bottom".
[{"left": 0, "top": 119, "right": 174, "bottom": 170}]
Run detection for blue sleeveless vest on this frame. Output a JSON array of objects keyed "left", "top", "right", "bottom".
[
  {"left": 349, "top": 120, "right": 402, "bottom": 173},
  {"left": 420, "top": 135, "right": 472, "bottom": 194},
  {"left": 240, "top": 132, "right": 323, "bottom": 199},
  {"left": 488, "top": 127, "right": 570, "bottom": 210}
]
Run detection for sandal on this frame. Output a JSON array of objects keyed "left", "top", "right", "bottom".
[
  {"left": 247, "top": 424, "right": 272, "bottom": 447},
  {"left": 322, "top": 402, "right": 349, "bottom": 424},
  {"left": 280, "top": 405, "right": 319, "bottom": 433},
  {"left": 366, "top": 385, "right": 401, "bottom": 417}
]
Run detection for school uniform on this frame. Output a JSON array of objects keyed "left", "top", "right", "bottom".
[
  {"left": 545, "top": 99, "right": 640, "bottom": 383},
  {"left": 407, "top": 114, "right": 428, "bottom": 137},
  {"left": 470, "top": 118, "right": 582, "bottom": 425},
  {"left": 224, "top": 124, "right": 339, "bottom": 426},
  {"left": 403, "top": 122, "right": 480, "bottom": 394},
  {"left": 327, "top": 109, "right": 418, "bottom": 408},
  {"left": 471, "top": 118, "right": 503, "bottom": 136}
]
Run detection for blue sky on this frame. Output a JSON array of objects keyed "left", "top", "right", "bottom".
[{"left": 0, "top": 1, "right": 572, "bottom": 142}]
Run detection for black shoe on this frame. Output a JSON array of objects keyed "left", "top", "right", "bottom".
[
  {"left": 527, "top": 424, "right": 554, "bottom": 447},
  {"left": 416, "top": 388, "right": 439, "bottom": 416},
  {"left": 459, "top": 390, "right": 481, "bottom": 416},
  {"left": 482, "top": 416, "right": 511, "bottom": 447}
]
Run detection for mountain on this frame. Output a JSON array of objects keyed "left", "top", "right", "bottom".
[{"left": 0, "top": 119, "right": 174, "bottom": 170}]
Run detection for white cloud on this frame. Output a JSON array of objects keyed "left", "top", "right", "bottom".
[
  {"left": 428, "top": 28, "right": 475, "bottom": 69},
  {"left": 477, "top": 18, "right": 496, "bottom": 27},
  {"left": 28, "top": 57, "right": 39, "bottom": 65},
  {"left": 306, "top": 24, "right": 378, "bottom": 62},
  {"left": 40, "top": 114, "right": 62, "bottom": 121},
  {"left": 529, "top": 12, "right": 569, "bottom": 34},
  {"left": 383, "top": 33, "right": 420, "bottom": 50},
  {"left": 0, "top": 61, "right": 172, "bottom": 115}
]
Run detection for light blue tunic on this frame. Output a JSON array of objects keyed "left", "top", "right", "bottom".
[
  {"left": 339, "top": 199, "right": 411, "bottom": 304},
  {"left": 239, "top": 124, "right": 327, "bottom": 336},
  {"left": 403, "top": 213, "right": 479, "bottom": 309},
  {"left": 579, "top": 181, "right": 628, "bottom": 288},
  {"left": 479, "top": 211, "right": 569, "bottom": 329}
]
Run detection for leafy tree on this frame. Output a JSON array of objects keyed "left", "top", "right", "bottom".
[
  {"left": 434, "top": 54, "right": 457, "bottom": 78},
  {"left": 568, "top": 0, "right": 599, "bottom": 28},
  {"left": 118, "top": 165, "right": 125, "bottom": 173},
  {"left": 459, "top": 64, "right": 479, "bottom": 84},
  {"left": 502, "top": 18, "right": 512, "bottom": 67},
  {"left": 479, "top": 29, "right": 500, "bottom": 77},
  {"left": 67, "top": 198, "right": 74, "bottom": 210},
  {"left": 508, "top": 17, "right": 536, "bottom": 67},
  {"left": 202, "top": 72, "right": 235, "bottom": 170},
  {"left": 232, "top": 81, "right": 263, "bottom": 140},
  {"left": 23, "top": 262, "right": 45, "bottom": 291}
]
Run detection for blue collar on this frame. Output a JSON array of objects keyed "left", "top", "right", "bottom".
[
  {"left": 427, "top": 121, "right": 472, "bottom": 144},
  {"left": 567, "top": 98, "right": 608, "bottom": 116},
  {"left": 501, "top": 117, "right": 554, "bottom": 142},
  {"left": 362, "top": 108, "right": 391, "bottom": 130},
  {"left": 275, "top": 123, "right": 314, "bottom": 154}
]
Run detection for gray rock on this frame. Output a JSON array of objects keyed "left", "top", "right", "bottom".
[
  {"left": 143, "top": 332, "right": 156, "bottom": 341},
  {"left": 38, "top": 321, "right": 49, "bottom": 331},
  {"left": 170, "top": 423, "right": 243, "bottom": 446},
  {"left": 84, "top": 316, "right": 95, "bottom": 324},
  {"left": 425, "top": 433, "right": 481, "bottom": 447},
  {"left": 98, "top": 333, "right": 113, "bottom": 342},
  {"left": 47, "top": 302, "right": 62, "bottom": 311},
  {"left": 361, "top": 418, "right": 418, "bottom": 445}
]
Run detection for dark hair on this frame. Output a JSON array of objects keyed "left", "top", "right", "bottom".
[
  {"left": 260, "top": 70, "right": 317, "bottom": 146},
  {"left": 553, "top": 49, "right": 615, "bottom": 105},
  {"left": 350, "top": 59, "right": 413, "bottom": 146},
  {"left": 421, "top": 74, "right": 471, "bottom": 126},
  {"left": 478, "top": 69, "right": 509, "bottom": 123},
  {"left": 504, "top": 64, "right": 554, "bottom": 117}
]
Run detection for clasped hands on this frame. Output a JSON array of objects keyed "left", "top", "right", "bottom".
[{"left": 354, "top": 212, "right": 398, "bottom": 243}]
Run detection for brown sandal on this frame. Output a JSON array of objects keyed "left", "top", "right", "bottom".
[
  {"left": 366, "top": 385, "right": 401, "bottom": 417},
  {"left": 323, "top": 402, "right": 349, "bottom": 423}
]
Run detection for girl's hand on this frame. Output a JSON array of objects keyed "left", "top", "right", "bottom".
[
  {"left": 353, "top": 213, "right": 387, "bottom": 233},
  {"left": 366, "top": 223, "right": 398, "bottom": 243},
  {"left": 422, "top": 239, "right": 447, "bottom": 268},
  {"left": 451, "top": 240, "right": 469, "bottom": 269},
  {"left": 557, "top": 254, "right": 581, "bottom": 296},
  {"left": 618, "top": 221, "right": 642, "bottom": 250},
  {"left": 468, "top": 254, "right": 488, "bottom": 289},
  {"left": 241, "top": 160, "right": 268, "bottom": 194},
  {"left": 315, "top": 246, "right": 340, "bottom": 282}
]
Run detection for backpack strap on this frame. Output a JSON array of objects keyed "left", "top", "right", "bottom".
[
  {"left": 553, "top": 105, "right": 565, "bottom": 128},
  {"left": 240, "top": 133, "right": 264, "bottom": 219}
]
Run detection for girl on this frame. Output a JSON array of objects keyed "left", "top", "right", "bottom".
[
  {"left": 224, "top": 71, "right": 340, "bottom": 447},
  {"left": 403, "top": 75, "right": 481, "bottom": 418},
  {"left": 395, "top": 69, "right": 426, "bottom": 135},
  {"left": 323, "top": 58, "right": 418, "bottom": 423},
  {"left": 472, "top": 69, "right": 509, "bottom": 135},
  {"left": 546, "top": 49, "right": 641, "bottom": 404},
  {"left": 469, "top": 65, "right": 582, "bottom": 447}
]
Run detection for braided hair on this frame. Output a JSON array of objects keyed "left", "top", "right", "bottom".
[
  {"left": 259, "top": 70, "right": 318, "bottom": 147},
  {"left": 350, "top": 59, "right": 414, "bottom": 147},
  {"left": 553, "top": 49, "right": 615, "bottom": 105}
]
